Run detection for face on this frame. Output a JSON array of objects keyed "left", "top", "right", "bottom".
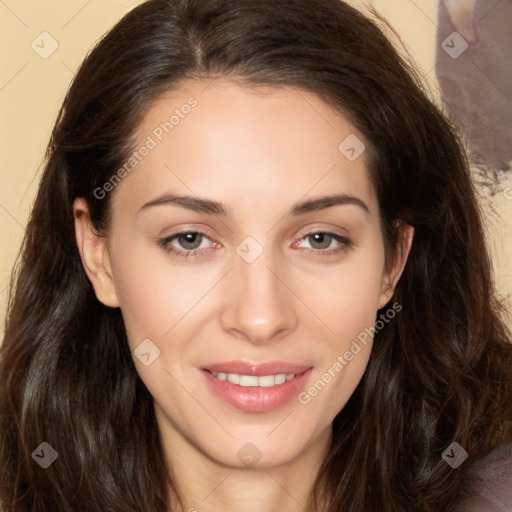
[{"left": 74, "top": 79, "right": 412, "bottom": 470}]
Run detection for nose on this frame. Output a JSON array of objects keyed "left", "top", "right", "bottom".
[{"left": 219, "top": 248, "right": 298, "bottom": 345}]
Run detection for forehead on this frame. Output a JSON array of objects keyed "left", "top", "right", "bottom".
[{"left": 112, "top": 79, "right": 377, "bottom": 216}]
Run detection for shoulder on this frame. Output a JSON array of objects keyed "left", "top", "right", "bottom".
[{"left": 455, "top": 443, "right": 512, "bottom": 512}]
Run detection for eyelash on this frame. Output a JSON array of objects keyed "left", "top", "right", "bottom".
[
  {"left": 293, "top": 232, "right": 351, "bottom": 258},
  {"left": 158, "top": 231, "right": 215, "bottom": 259},
  {"left": 158, "top": 230, "right": 351, "bottom": 259}
]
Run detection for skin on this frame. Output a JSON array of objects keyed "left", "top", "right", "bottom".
[{"left": 74, "top": 79, "right": 413, "bottom": 512}]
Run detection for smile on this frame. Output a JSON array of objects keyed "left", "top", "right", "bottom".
[
  {"left": 208, "top": 371, "right": 297, "bottom": 387},
  {"left": 202, "top": 364, "right": 313, "bottom": 412}
]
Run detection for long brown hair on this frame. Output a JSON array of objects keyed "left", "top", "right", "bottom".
[{"left": 1, "top": 0, "right": 511, "bottom": 510}]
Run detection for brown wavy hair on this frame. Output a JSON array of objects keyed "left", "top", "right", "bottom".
[{"left": 1, "top": 0, "right": 511, "bottom": 510}]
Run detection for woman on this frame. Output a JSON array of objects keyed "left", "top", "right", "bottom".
[{"left": 1, "top": 0, "right": 511, "bottom": 510}]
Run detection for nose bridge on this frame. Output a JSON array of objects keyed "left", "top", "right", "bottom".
[{"left": 220, "top": 242, "right": 297, "bottom": 343}]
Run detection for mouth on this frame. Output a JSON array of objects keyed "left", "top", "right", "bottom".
[
  {"left": 207, "top": 370, "right": 300, "bottom": 387},
  {"left": 201, "top": 361, "right": 313, "bottom": 412}
]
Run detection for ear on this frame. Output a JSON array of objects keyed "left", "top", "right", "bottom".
[
  {"left": 73, "top": 197, "right": 120, "bottom": 308},
  {"left": 377, "top": 222, "right": 414, "bottom": 309}
]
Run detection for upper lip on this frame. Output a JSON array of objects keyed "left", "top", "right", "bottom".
[{"left": 202, "top": 361, "right": 312, "bottom": 376}]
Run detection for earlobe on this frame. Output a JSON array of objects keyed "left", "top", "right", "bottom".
[
  {"left": 73, "top": 197, "right": 120, "bottom": 308},
  {"left": 378, "top": 222, "right": 414, "bottom": 309}
]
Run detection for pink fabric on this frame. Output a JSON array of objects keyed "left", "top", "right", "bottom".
[{"left": 455, "top": 443, "right": 512, "bottom": 511}]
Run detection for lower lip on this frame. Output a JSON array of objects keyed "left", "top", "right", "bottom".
[{"left": 202, "top": 368, "right": 313, "bottom": 413}]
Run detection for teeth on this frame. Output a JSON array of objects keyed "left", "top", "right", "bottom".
[
  {"left": 210, "top": 371, "right": 297, "bottom": 387},
  {"left": 258, "top": 375, "right": 276, "bottom": 387},
  {"left": 227, "top": 373, "right": 240, "bottom": 385},
  {"left": 239, "top": 375, "right": 259, "bottom": 387},
  {"left": 275, "top": 374, "right": 287, "bottom": 385}
]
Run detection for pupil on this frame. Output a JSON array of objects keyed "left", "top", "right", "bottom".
[
  {"left": 310, "top": 233, "right": 331, "bottom": 249},
  {"left": 180, "top": 233, "right": 201, "bottom": 249}
]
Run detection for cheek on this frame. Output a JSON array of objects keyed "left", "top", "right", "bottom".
[
  {"left": 294, "top": 244, "right": 385, "bottom": 408},
  {"left": 299, "top": 248, "right": 385, "bottom": 336},
  {"left": 112, "top": 231, "right": 386, "bottom": 350},
  {"left": 108, "top": 235, "right": 224, "bottom": 347}
]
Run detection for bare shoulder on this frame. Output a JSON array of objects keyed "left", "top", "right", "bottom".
[{"left": 455, "top": 443, "right": 512, "bottom": 511}]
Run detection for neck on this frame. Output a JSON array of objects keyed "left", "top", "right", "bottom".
[{"left": 158, "top": 414, "right": 332, "bottom": 512}]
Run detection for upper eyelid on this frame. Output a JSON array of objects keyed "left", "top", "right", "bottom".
[
  {"left": 162, "top": 231, "right": 214, "bottom": 246},
  {"left": 165, "top": 228, "right": 347, "bottom": 239},
  {"left": 157, "top": 218, "right": 350, "bottom": 239},
  {"left": 295, "top": 225, "right": 348, "bottom": 238},
  {"left": 293, "top": 232, "right": 349, "bottom": 249},
  {"left": 163, "top": 228, "right": 348, "bottom": 249},
  {"left": 161, "top": 227, "right": 214, "bottom": 242}
]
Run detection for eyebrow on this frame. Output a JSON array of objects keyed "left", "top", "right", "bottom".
[{"left": 138, "top": 193, "right": 370, "bottom": 216}]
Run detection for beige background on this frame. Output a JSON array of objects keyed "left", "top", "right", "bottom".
[{"left": 1, "top": 0, "right": 511, "bottom": 340}]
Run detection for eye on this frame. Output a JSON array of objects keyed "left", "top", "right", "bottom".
[
  {"left": 158, "top": 231, "right": 216, "bottom": 258},
  {"left": 294, "top": 231, "right": 351, "bottom": 257},
  {"left": 172, "top": 232, "right": 208, "bottom": 250},
  {"left": 304, "top": 232, "right": 337, "bottom": 250}
]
